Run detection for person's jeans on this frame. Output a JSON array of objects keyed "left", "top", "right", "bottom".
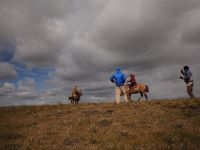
[{"left": 115, "top": 86, "right": 128, "bottom": 104}]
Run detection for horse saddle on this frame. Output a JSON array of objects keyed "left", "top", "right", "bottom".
[{"left": 130, "top": 85, "right": 139, "bottom": 92}]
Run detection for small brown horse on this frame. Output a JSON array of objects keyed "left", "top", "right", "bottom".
[
  {"left": 68, "top": 89, "right": 82, "bottom": 104},
  {"left": 125, "top": 83, "right": 149, "bottom": 101}
]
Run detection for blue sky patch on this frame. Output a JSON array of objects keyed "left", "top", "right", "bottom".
[
  {"left": 0, "top": 49, "right": 54, "bottom": 89},
  {"left": 0, "top": 48, "right": 14, "bottom": 62}
]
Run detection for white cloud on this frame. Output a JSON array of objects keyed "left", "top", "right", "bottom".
[
  {"left": 17, "top": 78, "right": 37, "bottom": 99},
  {"left": 0, "top": 82, "right": 16, "bottom": 96}
]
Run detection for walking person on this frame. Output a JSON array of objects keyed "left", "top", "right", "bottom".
[
  {"left": 180, "top": 66, "right": 195, "bottom": 98},
  {"left": 110, "top": 67, "right": 128, "bottom": 104}
]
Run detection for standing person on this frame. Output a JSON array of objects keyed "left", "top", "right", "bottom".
[
  {"left": 180, "top": 66, "right": 195, "bottom": 98},
  {"left": 110, "top": 67, "right": 128, "bottom": 104}
]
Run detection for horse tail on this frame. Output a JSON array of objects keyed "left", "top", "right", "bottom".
[{"left": 145, "top": 85, "right": 149, "bottom": 93}]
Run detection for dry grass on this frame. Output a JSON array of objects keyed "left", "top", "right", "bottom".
[{"left": 0, "top": 99, "right": 200, "bottom": 150}]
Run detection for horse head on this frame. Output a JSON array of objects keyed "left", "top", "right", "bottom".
[
  {"left": 125, "top": 84, "right": 130, "bottom": 93},
  {"left": 78, "top": 90, "right": 82, "bottom": 96}
]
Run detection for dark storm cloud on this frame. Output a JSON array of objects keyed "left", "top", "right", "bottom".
[
  {"left": 93, "top": 0, "right": 199, "bottom": 53},
  {"left": 0, "top": 0, "right": 200, "bottom": 105},
  {"left": 0, "top": 63, "right": 17, "bottom": 80},
  {"left": 180, "top": 9, "right": 200, "bottom": 44},
  {"left": 0, "top": 0, "right": 75, "bottom": 67}
]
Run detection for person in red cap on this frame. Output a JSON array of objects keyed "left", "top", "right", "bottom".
[{"left": 127, "top": 73, "right": 137, "bottom": 88}]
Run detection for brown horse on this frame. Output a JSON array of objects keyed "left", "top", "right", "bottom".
[
  {"left": 68, "top": 86, "right": 83, "bottom": 104},
  {"left": 125, "top": 83, "right": 149, "bottom": 101},
  {"left": 68, "top": 90, "right": 82, "bottom": 104}
]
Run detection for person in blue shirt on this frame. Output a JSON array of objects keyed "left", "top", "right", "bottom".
[
  {"left": 180, "top": 66, "right": 195, "bottom": 98},
  {"left": 110, "top": 67, "right": 128, "bottom": 104}
]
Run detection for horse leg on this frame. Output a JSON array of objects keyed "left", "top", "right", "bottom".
[
  {"left": 72, "top": 98, "right": 75, "bottom": 104},
  {"left": 144, "top": 93, "right": 148, "bottom": 101},
  {"left": 138, "top": 92, "right": 143, "bottom": 101},
  {"left": 76, "top": 97, "right": 80, "bottom": 104},
  {"left": 127, "top": 93, "right": 131, "bottom": 101},
  {"left": 77, "top": 97, "right": 81, "bottom": 104},
  {"left": 69, "top": 97, "right": 73, "bottom": 104}
]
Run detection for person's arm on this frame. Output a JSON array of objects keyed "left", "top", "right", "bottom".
[
  {"left": 125, "top": 76, "right": 129, "bottom": 84},
  {"left": 181, "top": 69, "right": 185, "bottom": 76},
  {"left": 123, "top": 74, "right": 126, "bottom": 83},
  {"left": 126, "top": 77, "right": 130, "bottom": 83},
  {"left": 110, "top": 74, "right": 115, "bottom": 83},
  {"left": 180, "top": 69, "right": 185, "bottom": 79}
]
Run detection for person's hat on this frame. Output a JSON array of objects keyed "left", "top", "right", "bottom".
[
  {"left": 184, "top": 66, "right": 189, "bottom": 70},
  {"left": 116, "top": 67, "right": 121, "bottom": 71}
]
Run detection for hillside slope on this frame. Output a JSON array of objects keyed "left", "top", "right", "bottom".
[{"left": 0, "top": 99, "right": 200, "bottom": 150}]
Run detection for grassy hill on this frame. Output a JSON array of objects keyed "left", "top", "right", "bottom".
[{"left": 0, "top": 99, "right": 200, "bottom": 150}]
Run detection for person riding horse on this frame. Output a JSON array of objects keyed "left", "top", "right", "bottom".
[
  {"left": 125, "top": 73, "right": 149, "bottom": 101},
  {"left": 68, "top": 86, "right": 82, "bottom": 104},
  {"left": 127, "top": 73, "right": 137, "bottom": 88}
]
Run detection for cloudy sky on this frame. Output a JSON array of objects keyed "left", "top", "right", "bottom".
[{"left": 0, "top": 0, "right": 200, "bottom": 106}]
